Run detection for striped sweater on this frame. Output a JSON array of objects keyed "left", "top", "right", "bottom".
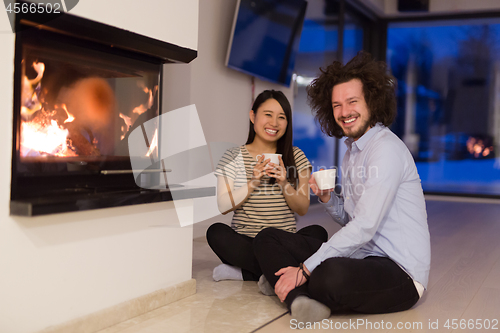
[{"left": 214, "top": 145, "right": 312, "bottom": 237}]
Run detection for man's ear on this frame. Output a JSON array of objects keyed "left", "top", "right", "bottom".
[{"left": 249, "top": 110, "right": 255, "bottom": 124}]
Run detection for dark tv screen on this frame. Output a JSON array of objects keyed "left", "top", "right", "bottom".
[{"left": 226, "top": 0, "right": 307, "bottom": 87}]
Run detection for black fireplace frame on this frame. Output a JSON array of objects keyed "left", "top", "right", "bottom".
[{"left": 10, "top": 6, "right": 214, "bottom": 216}]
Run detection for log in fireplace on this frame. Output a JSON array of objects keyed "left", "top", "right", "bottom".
[{"left": 10, "top": 5, "right": 211, "bottom": 216}]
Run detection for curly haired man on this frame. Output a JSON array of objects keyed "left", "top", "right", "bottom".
[{"left": 253, "top": 51, "right": 431, "bottom": 323}]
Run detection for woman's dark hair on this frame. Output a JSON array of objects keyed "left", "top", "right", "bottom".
[
  {"left": 307, "top": 51, "right": 397, "bottom": 138},
  {"left": 246, "top": 90, "right": 298, "bottom": 185}
]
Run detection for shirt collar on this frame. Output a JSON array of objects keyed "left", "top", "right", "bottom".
[{"left": 344, "top": 123, "right": 384, "bottom": 151}]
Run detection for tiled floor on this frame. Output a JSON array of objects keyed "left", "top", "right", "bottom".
[
  {"left": 96, "top": 218, "right": 292, "bottom": 333},
  {"left": 97, "top": 236, "right": 288, "bottom": 333},
  {"left": 99, "top": 200, "right": 500, "bottom": 333}
]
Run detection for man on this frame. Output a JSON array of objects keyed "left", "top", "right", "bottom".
[{"left": 253, "top": 51, "right": 431, "bottom": 323}]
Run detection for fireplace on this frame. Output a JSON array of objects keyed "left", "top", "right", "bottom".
[{"left": 10, "top": 7, "right": 210, "bottom": 216}]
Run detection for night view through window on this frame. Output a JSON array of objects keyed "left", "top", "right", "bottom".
[{"left": 387, "top": 19, "right": 500, "bottom": 197}]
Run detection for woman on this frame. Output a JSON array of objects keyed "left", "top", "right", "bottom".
[{"left": 207, "top": 90, "right": 327, "bottom": 284}]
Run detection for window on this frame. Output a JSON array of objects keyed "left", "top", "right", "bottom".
[{"left": 388, "top": 18, "right": 500, "bottom": 197}]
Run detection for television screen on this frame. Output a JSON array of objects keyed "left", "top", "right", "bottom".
[{"left": 226, "top": 0, "right": 307, "bottom": 87}]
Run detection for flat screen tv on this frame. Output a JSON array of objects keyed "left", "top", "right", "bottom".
[{"left": 225, "top": 0, "right": 307, "bottom": 87}]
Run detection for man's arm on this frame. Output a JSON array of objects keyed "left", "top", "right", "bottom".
[
  {"left": 320, "top": 192, "right": 350, "bottom": 226},
  {"left": 304, "top": 143, "right": 405, "bottom": 273},
  {"left": 309, "top": 173, "right": 349, "bottom": 225},
  {"left": 274, "top": 265, "right": 310, "bottom": 302}
]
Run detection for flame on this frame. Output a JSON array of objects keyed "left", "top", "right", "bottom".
[
  {"left": 132, "top": 83, "right": 156, "bottom": 115},
  {"left": 21, "top": 62, "right": 45, "bottom": 118},
  {"left": 119, "top": 113, "right": 132, "bottom": 140},
  {"left": 19, "top": 61, "right": 158, "bottom": 157},
  {"left": 132, "top": 104, "right": 148, "bottom": 115},
  {"left": 148, "top": 87, "right": 154, "bottom": 108},
  {"left": 21, "top": 119, "right": 76, "bottom": 157},
  {"left": 146, "top": 128, "right": 158, "bottom": 157},
  {"left": 20, "top": 61, "right": 79, "bottom": 157},
  {"left": 62, "top": 104, "right": 75, "bottom": 123},
  {"left": 31, "top": 62, "right": 45, "bottom": 83},
  {"left": 119, "top": 84, "right": 157, "bottom": 140}
]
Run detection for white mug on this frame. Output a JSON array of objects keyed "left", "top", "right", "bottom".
[
  {"left": 256, "top": 153, "right": 281, "bottom": 166},
  {"left": 313, "top": 169, "right": 336, "bottom": 190}
]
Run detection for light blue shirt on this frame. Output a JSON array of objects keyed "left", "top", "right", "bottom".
[{"left": 304, "top": 124, "right": 431, "bottom": 289}]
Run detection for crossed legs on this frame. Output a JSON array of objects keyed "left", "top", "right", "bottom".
[
  {"left": 253, "top": 227, "right": 420, "bottom": 316},
  {"left": 207, "top": 223, "right": 328, "bottom": 281}
]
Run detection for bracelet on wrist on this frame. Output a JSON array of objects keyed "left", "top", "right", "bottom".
[{"left": 299, "top": 263, "right": 310, "bottom": 281}]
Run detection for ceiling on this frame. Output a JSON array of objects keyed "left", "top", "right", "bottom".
[{"left": 305, "top": 0, "right": 500, "bottom": 21}]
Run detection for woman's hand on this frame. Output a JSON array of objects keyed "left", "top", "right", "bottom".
[
  {"left": 266, "top": 156, "right": 287, "bottom": 187},
  {"left": 309, "top": 169, "right": 333, "bottom": 203},
  {"left": 274, "top": 266, "right": 307, "bottom": 302},
  {"left": 251, "top": 155, "right": 269, "bottom": 187}
]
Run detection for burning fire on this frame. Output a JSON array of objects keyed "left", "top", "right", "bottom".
[
  {"left": 21, "top": 61, "right": 158, "bottom": 158},
  {"left": 118, "top": 81, "right": 158, "bottom": 142},
  {"left": 21, "top": 119, "right": 76, "bottom": 157},
  {"left": 62, "top": 104, "right": 75, "bottom": 123},
  {"left": 21, "top": 62, "right": 44, "bottom": 118},
  {"left": 466, "top": 137, "right": 494, "bottom": 158},
  {"left": 20, "top": 62, "right": 79, "bottom": 157},
  {"left": 132, "top": 82, "right": 156, "bottom": 115},
  {"left": 119, "top": 113, "right": 133, "bottom": 140}
]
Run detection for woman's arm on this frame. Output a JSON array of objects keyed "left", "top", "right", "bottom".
[
  {"left": 267, "top": 157, "right": 310, "bottom": 216},
  {"left": 283, "top": 167, "right": 311, "bottom": 216},
  {"left": 216, "top": 175, "right": 258, "bottom": 215},
  {"left": 217, "top": 155, "right": 269, "bottom": 215}
]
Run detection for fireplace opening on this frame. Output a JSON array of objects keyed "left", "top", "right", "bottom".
[{"left": 10, "top": 11, "right": 203, "bottom": 216}]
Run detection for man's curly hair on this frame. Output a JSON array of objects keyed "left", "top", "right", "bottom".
[{"left": 307, "top": 51, "right": 397, "bottom": 138}]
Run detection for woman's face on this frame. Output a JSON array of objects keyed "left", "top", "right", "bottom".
[{"left": 250, "top": 98, "right": 287, "bottom": 143}]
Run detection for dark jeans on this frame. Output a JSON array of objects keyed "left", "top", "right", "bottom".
[
  {"left": 206, "top": 223, "right": 328, "bottom": 281},
  {"left": 253, "top": 227, "right": 420, "bottom": 314}
]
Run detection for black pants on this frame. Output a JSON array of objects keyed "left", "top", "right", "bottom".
[
  {"left": 206, "top": 223, "right": 328, "bottom": 281},
  {"left": 253, "top": 227, "right": 420, "bottom": 314}
]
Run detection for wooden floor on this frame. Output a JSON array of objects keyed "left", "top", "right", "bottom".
[{"left": 99, "top": 199, "right": 500, "bottom": 333}]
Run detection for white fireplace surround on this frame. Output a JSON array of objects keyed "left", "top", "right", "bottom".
[{"left": 0, "top": 1, "right": 199, "bottom": 333}]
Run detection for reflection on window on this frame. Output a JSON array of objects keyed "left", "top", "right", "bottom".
[{"left": 388, "top": 19, "right": 500, "bottom": 196}]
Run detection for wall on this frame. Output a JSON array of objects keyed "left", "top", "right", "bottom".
[
  {"left": 429, "top": 0, "right": 500, "bottom": 13},
  {"left": 189, "top": 0, "right": 295, "bottom": 238},
  {"left": 71, "top": 0, "right": 198, "bottom": 50},
  {"left": 191, "top": 0, "right": 294, "bottom": 143},
  {"left": 0, "top": 1, "right": 198, "bottom": 333}
]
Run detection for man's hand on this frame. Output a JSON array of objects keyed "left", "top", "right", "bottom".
[
  {"left": 309, "top": 170, "right": 333, "bottom": 203},
  {"left": 274, "top": 266, "right": 307, "bottom": 302}
]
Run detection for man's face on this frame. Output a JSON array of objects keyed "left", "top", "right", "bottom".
[{"left": 331, "top": 78, "right": 371, "bottom": 140}]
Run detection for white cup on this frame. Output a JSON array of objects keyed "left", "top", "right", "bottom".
[
  {"left": 313, "top": 169, "right": 336, "bottom": 190},
  {"left": 256, "top": 153, "right": 281, "bottom": 166}
]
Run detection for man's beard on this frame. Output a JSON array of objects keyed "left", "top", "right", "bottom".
[{"left": 340, "top": 117, "right": 371, "bottom": 140}]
